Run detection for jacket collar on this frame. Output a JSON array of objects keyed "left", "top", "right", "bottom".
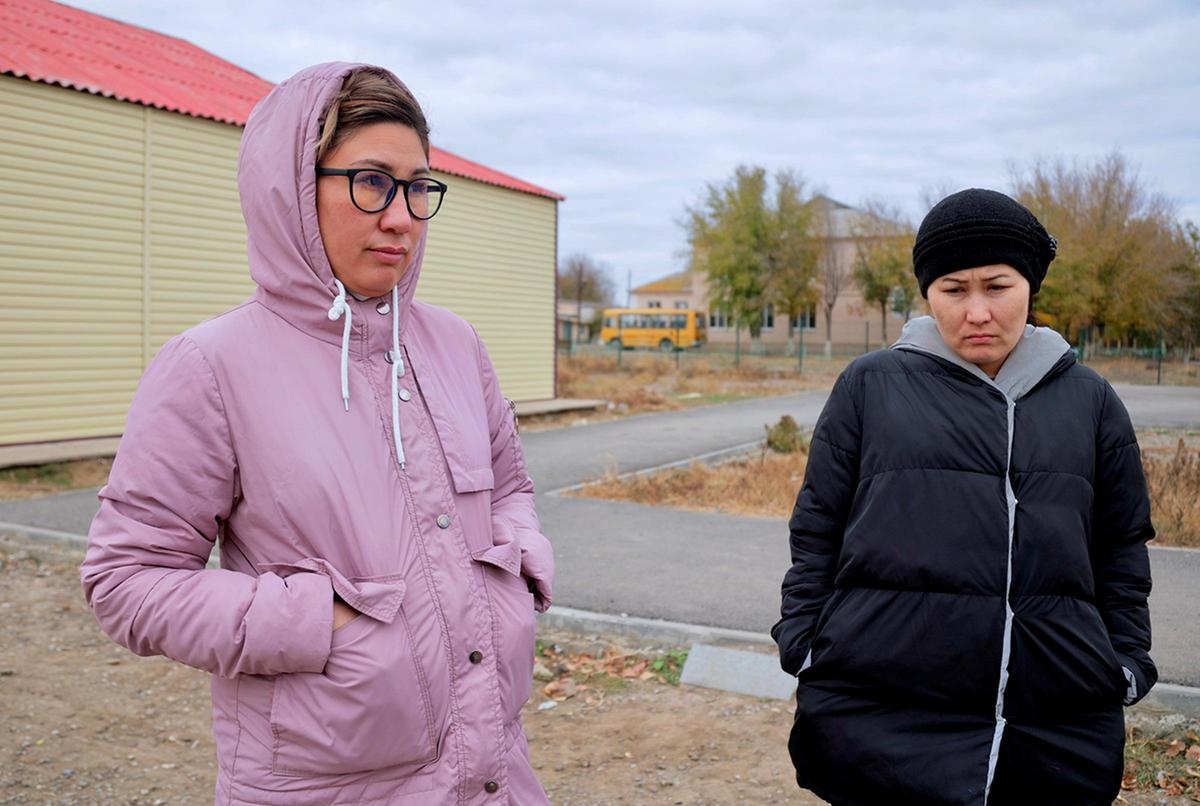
[{"left": 892, "top": 316, "right": 1074, "bottom": 401}]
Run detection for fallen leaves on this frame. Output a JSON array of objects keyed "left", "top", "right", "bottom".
[
  {"left": 1123, "top": 725, "right": 1200, "bottom": 800},
  {"left": 533, "top": 643, "right": 689, "bottom": 706}
]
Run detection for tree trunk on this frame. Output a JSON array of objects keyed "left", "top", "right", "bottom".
[
  {"left": 879, "top": 302, "right": 889, "bottom": 347},
  {"left": 823, "top": 303, "right": 834, "bottom": 358}
]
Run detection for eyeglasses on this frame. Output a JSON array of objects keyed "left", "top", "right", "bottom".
[{"left": 316, "top": 167, "right": 447, "bottom": 220}]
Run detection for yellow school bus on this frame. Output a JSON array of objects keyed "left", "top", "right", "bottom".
[{"left": 599, "top": 308, "right": 707, "bottom": 350}]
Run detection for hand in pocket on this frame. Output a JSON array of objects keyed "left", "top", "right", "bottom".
[{"left": 333, "top": 597, "right": 360, "bottom": 631}]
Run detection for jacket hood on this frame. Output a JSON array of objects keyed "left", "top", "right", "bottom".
[
  {"left": 237, "top": 61, "right": 426, "bottom": 351},
  {"left": 892, "top": 315, "right": 1074, "bottom": 401}
]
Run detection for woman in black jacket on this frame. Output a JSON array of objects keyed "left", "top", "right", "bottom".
[{"left": 772, "top": 188, "right": 1156, "bottom": 806}]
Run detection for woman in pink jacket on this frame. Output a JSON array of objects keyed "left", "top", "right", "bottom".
[{"left": 81, "top": 62, "right": 555, "bottom": 805}]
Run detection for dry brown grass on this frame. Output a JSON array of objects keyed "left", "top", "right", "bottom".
[
  {"left": 1143, "top": 437, "right": 1200, "bottom": 547},
  {"left": 1084, "top": 355, "right": 1200, "bottom": 387},
  {"left": 570, "top": 449, "right": 808, "bottom": 519},
  {"left": 0, "top": 457, "right": 111, "bottom": 500},
  {"left": 552, "top": 351, "right": 848, "bottom": 416},
  {"left": 574, "top": 430, "right": 1200, "bottom": 548}
]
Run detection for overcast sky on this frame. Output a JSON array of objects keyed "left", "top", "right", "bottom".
[{"left": 75, "top": 0, "right": 1200, "bottom": 294}]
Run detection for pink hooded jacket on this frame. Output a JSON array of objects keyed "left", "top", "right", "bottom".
[{"left": 81, "top": 62, "right": 554, "bottom": 805}]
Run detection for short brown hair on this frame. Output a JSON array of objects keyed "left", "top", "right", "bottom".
[{"left": 316, "top": 67, "right": 430, "bottom": 163}]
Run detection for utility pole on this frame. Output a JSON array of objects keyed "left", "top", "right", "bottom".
[
  {"left": 626, "top": 269, "right": 632, "bottom": 308},
  {"left": 575, "top": 259, "right": 584, "bottom": 352}
]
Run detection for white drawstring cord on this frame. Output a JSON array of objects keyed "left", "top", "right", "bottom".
[
  {"left": 327, "top": 279, "right": 352, "bottom": 411},
  {"left": 327, "top": 279, "right": 405, "bottom": 466},
  {"left": 390, "top": 284, "right": 406, "bottom": 466}
]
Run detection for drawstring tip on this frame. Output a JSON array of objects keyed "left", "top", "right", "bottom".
[{"left": 342, "top": 397, "right": 350, "bottom": 412}]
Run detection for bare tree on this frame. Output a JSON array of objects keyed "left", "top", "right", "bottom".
[
  {"left": 558, "top": 254, "right": 615, "bottom": 346},
  {"left": 850, "top": 200, "right": 917, "bottom": 347},
  {"left": 815, "top": 199, "right": 851, "bottom": 358},
  {"left": 918, "top": 180, "right": 962, "bottom": 212}
]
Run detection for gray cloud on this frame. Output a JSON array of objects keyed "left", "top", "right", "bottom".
[{"left": 76, "top": 1, "right": 1200, "bottom": 290}]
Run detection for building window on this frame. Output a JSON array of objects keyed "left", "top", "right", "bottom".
[
  {"left": 792, "top": 304, "right": 817, "bottom": 331},
  {"left": 762, "top": 304, "right": 775, "bottom": 330},
  {"left": 647, "top": 301, "right": 662, "bottom": 308},
  {"left": 709, "top": 309, "right": 729, "bottom": 329},
  {"left": 674, "top": 301, "right": 689, "bottom": 309}
]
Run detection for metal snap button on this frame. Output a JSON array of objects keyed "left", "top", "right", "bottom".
[
  {"left": 376, "top": 301, "right": 391, "bottom": 315},
  {"left": 436, "top": 514, "right": 451, "bottom": 529},
  {"left": 469, "top": 650, "right": 483, "bottom": 664},
  {"left": 484, "top": 780, "right": 499, "bottom": 794},
  {"left": 384, "top": 350, "right": 394, "bottom": 364},
  {"left": 398, "top": 388, "right": 412, "bottom": 402}
]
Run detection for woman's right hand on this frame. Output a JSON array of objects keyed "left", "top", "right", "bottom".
[{"left": 332, "top": 597, "right": 360, "bottom": 631}]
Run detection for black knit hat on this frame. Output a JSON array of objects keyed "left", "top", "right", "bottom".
[{"left": 912, "top": 188, "right": 1057, "bottom": 297}]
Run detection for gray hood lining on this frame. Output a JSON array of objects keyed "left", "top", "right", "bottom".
[{"left": 891, "top": 316, "right": 1072, "bottom": 401}]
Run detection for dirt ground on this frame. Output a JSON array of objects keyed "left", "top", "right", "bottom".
[
  {"left": 0, "top": 533, "right": 1193, "bottom": 805},
  {"left": 0, "top": 532, "right": 815, "bottom": 805}
]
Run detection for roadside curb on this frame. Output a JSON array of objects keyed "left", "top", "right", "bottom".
[
  {"left": 1137, "top": 683, "right": 1200, "bottom": 720},
  {"left": 538, "top": 605, "right": 1200, "bottom": 719},
  {"left": 537, "top": 605, "right": 774, "bottom": 649},
  {"left": 0, "top": 520, "right": 87, "bottom": 545},
  {"left": 545, "top": 439, "right": 767, "bottom": 496}
]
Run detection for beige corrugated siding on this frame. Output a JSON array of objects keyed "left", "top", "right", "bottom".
[
  {"left": 145, "top": 109, "right": 252, "bottom": 351},
  {"left": 1, "top": 76, "right": 556, "bottom": 448},
  {"left": 0, "top": 77, "right": 146, "bottom": 444},
  {"left": 420, "top": 174, "right": 556, "bottom": 402}
]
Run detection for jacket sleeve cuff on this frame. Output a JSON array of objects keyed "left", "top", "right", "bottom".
[
  {"left": 243, "top": 571, "right": 334, "bottom": 675},
  {"left": 1115, "top": 652, "right": 1152, "bottom": 706},
  {"left": 516, "top": 529, "right": 554, "bottom": 612}
]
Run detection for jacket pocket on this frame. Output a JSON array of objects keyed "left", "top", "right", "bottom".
[
  {"left": 260, "top": 561, "right": 439, "bottom": 777},
  {"left": 795, "top": 589, "right": 845, "bottom": 680},
  {"left": 477, "top": 541, "right": 537, "bottom": 724},
  {"left": 448, "top": 462, "right": 497, "bottom": 557}
]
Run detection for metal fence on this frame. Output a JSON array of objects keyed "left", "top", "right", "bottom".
[{"left": 558, "top": 337, "right": 1200, "bottom": 386}]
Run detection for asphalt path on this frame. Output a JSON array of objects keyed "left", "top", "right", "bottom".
[
  {"left": 520, "top": 391, "right": 830, "bottom": 490},
  {"left": 2, "top": 384, "right": 1197, "bottom": 685}
]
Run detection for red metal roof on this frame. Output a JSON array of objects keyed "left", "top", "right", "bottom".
[
  {"left": 431, "top": 146, "right": 564, "bottom": 201},
  {"left": 0, "top": 0, "right": 564, "bottom": 200}
]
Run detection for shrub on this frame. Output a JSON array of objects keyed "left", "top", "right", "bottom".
[{"left": 765, "top": 415, "right": 807, "bottom": 454}]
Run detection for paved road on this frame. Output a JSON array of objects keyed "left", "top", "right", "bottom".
[
  {"left": 1113, "top": 384, "right": 1200, "bottom": 429},
  {"left": 2, "top": 384, "right": 1198, "bottom": 685},
  {"left": 521, "top": 391, "right": 830, "bottom": 490}
]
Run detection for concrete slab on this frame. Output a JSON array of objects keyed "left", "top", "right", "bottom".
[
  {"left": 0, "top": 437, "right": 120, "bottom": 469},
  {"left": 538, "top": 605, "right": 771, "bottom": 649},
  {"left": 1137, "top": 683, "right": 1200, "bottom": 720},
  {"left": 515, "top": 398, "right": 605, "bottom": 417},
  {"left": 679, "top": 643, "right": 797, "bottom": 700}
]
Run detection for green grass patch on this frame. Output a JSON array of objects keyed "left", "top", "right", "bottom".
[
  {"left": 651, "top": 648, "right": 690, "bottom": 686},
  {"left": 0, "top": 463, "right": 73, "bottom": 486}
]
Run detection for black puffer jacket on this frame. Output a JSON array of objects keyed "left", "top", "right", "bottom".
[{"left": 772, "top": 317, "right": 1156, "bottom": 806}]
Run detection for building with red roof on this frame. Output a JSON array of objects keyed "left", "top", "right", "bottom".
[{"left": 0, "top": 0, "right": 563, "bottom": 460}]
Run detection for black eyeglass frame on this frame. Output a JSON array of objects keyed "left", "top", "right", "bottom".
[{"left": 316, "top": 167, "right": 448, "bottom": 219}]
